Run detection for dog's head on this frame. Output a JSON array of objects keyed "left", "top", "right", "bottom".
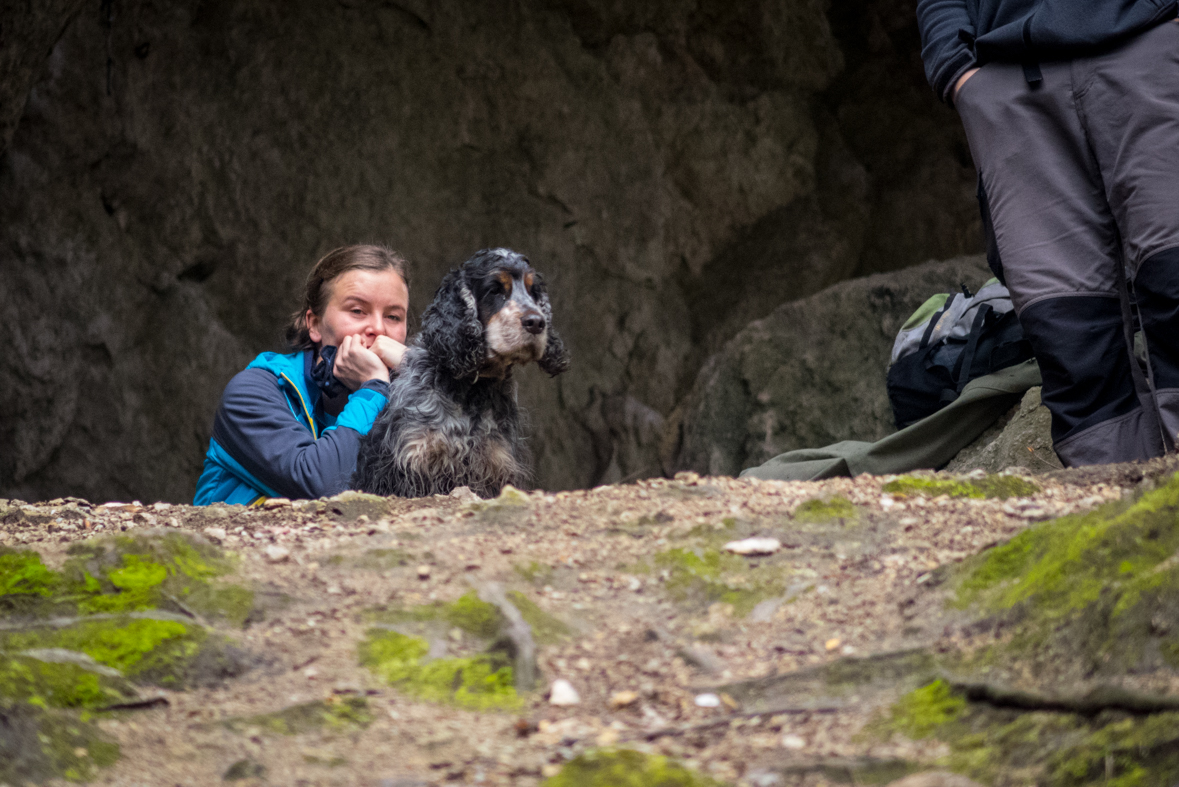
[{"left": 419, "top": 248, "right": 570, "bottom": 381}]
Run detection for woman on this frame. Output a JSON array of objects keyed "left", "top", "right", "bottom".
[{"left": 194, "top": 245, "right": 410, "bottom": 505}]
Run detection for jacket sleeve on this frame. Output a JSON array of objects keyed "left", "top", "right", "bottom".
[
  {"left": 211, "top": 368, "right": 388, "bottom": 500},
  {"left": 917, "top": 0, "right": 978, "bottom": 104}
]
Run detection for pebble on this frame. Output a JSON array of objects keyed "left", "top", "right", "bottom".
[
  {"left": 781, "top": 734, "right": 806, "bottom": 750},
  {"left": 694, "top": 693, "right": 721, "bottom": 708},
  {"left": 609, "top": 690, "right": 639, "bottom": 708},
  {"left": 549, "top": 679, "right": 581, "bottom": 706},
  {"left": 263, "top": 497, "right": 292, "bottom": 509},
  {"left": 203, "top": 527, "right": 227, "bottom": 543},
  {"left": 265, "top": 545, "right": 290, "bottom": 563},
  {"left": 417, "top": 565, "right": 432, "bottom": 580},
  {"left": 722, "top": 537, "right": 782, "bottom": 555}
]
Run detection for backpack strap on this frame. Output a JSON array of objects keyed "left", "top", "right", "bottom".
[{"left": 954, "top": 304, "right": 993, "bottom": 394}]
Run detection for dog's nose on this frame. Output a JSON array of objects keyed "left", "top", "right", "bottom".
[{"left": 521, "top": 313, "right": 546, "bottom": 335}]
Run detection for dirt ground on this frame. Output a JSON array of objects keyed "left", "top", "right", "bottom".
[{"left": 3, "top": 461, "right": 1174, "bottom": 787}]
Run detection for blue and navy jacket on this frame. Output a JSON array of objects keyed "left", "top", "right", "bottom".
[
  {"left": 918, "top": 0, "right": 1178, "bottom": 102},
  {"left": 193, "top": 351, "right": 388, "bottom": 506}
]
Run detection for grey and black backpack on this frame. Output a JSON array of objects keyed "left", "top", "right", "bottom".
[{"left": 886, "top": 279, "right": 1034, "bottom": 429}]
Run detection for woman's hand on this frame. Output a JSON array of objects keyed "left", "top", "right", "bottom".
[
  {"left": 333, "top": 334, "right": 390, "bottom": 390},
  {"left": 370, "top": 335, "right": 407, "bottom": 372}
]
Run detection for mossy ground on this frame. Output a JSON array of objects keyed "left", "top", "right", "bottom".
[
  {"left": 541, "top": 748, "right": 726, "bottom": 787},
  {"left": 874, "top": 681, "right": 1179, "bottom": 786},
  {"left": 0, "top": 703, "right": 120, "bottom": 784},
  {"left": 0, "top": 653, "right": 137, "bottom": 709},
  {"left": 652, "top": 547, "right": 785, "bottom": 617},
  {"left": 793, "top": 496, "right": 858, "bottom": 523},
  {"left": 883, "top": 474, "right": 1040, "bottom": 500},
  {"left": 358, "top": 629, "right": 521, "bottom": 710},
  {"left": 225, "top": 696, "right": 372, "bottom": 735},
  {"left": 952, "top": 472, "right": 1179, "bottom": 674},
  {"left": 0, "top": 533, "right": 258, "bottom": 783},
  {"left": 365, "top": 590, "right": 569, "bottom": 645}
]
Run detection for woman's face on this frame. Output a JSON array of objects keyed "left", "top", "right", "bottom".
[{"left": 307, "top": 268, "right": 409, "bottom": 349}]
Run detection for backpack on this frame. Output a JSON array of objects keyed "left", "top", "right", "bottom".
[{"left": 886, "top": 278, "right": 1034, "bottom": 429}]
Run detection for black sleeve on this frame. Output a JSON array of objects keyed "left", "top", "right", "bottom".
[
  {"left": 917, "top": 0, "right": 978, "bottom": 103},
  {"left": 211, "top": 368, "right": 367, "bottom": 500}
]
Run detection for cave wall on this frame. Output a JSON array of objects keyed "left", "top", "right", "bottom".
[{"left": 0, "top": 0, "right": 980, "bottom": 503}]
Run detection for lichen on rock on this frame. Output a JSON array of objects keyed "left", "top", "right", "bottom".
[
  {"left": 952, "top": 472, "right": 1179, "bottom": 676},
  {"left": 541, "top": 748, "right": 727, "bottom": 787}
]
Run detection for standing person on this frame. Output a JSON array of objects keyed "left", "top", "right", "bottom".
[
  {"left": 917, "top": 0, "right": 1179, "bottom": 466},
  {"left": 194, "top": 245, "right": 410, "bottom": 505}
]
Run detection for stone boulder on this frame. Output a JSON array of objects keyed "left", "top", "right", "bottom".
[
  {"left": 664, "top": 255, "right": 994, "bottom": 477},
  {"left": 944, "top": 386, "right": 1061, "bottom": 474}
]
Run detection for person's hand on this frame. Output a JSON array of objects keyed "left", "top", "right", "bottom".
[
  {"left": 953, "top": 67, "right": 980, "bottom": 105},
  {"left": 370, "top": 335, "right": 407, "bottom": 372},
  {"left": 332, "top": 334, "right": 390, "bottom": 390}
]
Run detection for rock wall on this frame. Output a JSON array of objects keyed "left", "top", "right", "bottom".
[{"left": 0, "top": 0, "right": 980, "bottom": 503}]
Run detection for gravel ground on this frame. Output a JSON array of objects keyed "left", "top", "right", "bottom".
[{"left": 0, "top": 464, "right": 1164, "bottom": 787}]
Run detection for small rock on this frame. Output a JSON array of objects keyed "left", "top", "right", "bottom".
[
  {"left": 610, "top": 690, "right": 639, "bottom": 708},
  {"left": 548, "top": 679, "right": 580, "bottom": 705},
  {"left": 449, "top": 486, "right": 480, "bottom": 504},
  {"left": 203, "top": 527, "right": 227, "bottom": 543},
  {"left": 722, "top": 537, "right": 782, "bottom": 556},
  {"left": 417, "top": 565, "right": 432, "bottom": 580},
  {"left": 263, "top": 497, "right": 292, "bottom": 509},
  {"left": 265, "top": 545, "right": 290, "bottom": 563},
  {"left": 781, "top": 734, "right": 806, "bottom": 750},
  {"left": 595, "top": 727, "right": 620, "bottom": 746},
  {"left": 824, "top": 638, "right": 841, "bottom": 651},
  {"left": 694, "top": 693, "right": 721, "bottom": 708}
]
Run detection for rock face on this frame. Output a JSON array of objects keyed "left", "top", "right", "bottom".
[
  {"left": 0, "top": 0, "right": 979, "bottom": 503},
  {"left": 666, "top": 255, "right": 994, "bottom": 477},
  {"left": 944, "top": 387, "right": 1062, "bottom": 474}
]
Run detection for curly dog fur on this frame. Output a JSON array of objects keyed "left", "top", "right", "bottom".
[{"left": 352, "top": 248, "right": 569, "bottom": 498}]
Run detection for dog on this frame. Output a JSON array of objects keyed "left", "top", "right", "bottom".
[{"left": 352, "top": 248, "right": 570, "bottom": 498}]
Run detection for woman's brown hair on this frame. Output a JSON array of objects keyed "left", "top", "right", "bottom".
[{"left": 285, "top": 244, "right": 410, "bottom": 352}]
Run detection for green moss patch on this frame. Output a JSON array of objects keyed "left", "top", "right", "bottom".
[
  {"left": 883, "top": 474, "right": 1040, "bottom": 500},
  {"left": 0, "top": 703, "right": 120, "bottom": 784},
  {"left": 514, "top": 560, "right": 555, "bottom": 585},
  {"left": 794, "top": 496, "right": 858, "bottom": 523},
  {"left": 873, "top": 681, "right": 1179, "bottom": 786},
  {"left": 0, "top": 652, "right": 137, "bottom": 709},
  {"left": 365, "top": 590, "right": 568, "bottom": 645},
  {"left": 225, "top": 696, "right": 372, "bottom": 735},
  {"left": 358, "top": 629, "right": 520, "bottom": 710},
  {"left": 1, "top": 613, "right": 248, "bottom": 689},
  {"left": 953, "top": 472, "right": 1179, "bottom": 675},
  {"left": 653, "top": 548, "right": 784, "bottom": 617},
  {"left": 1, "top": 533, "right": 256, "bottom": 627},
  {"left": 541, "top": 749, "right": 726, "bottom": 787}
]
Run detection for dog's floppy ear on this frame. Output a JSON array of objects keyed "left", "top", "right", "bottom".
[
  {"left": 419, "top": 267, "right": 485, "bottom": 380},
  {"left": 533, "top": 274, "right": 571, "bottom": 377}
]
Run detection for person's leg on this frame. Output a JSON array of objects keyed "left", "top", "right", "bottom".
[
  {"left": 1080, "top": 20, "right": 1179, "bottom": 447},
  {"left": 955, "top": 59, "right": 1164, "bottom": 466}
]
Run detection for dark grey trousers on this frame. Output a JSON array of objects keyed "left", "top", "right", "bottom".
[{"left": 955, "top": 19, "right": 1179, "bottom": 467}]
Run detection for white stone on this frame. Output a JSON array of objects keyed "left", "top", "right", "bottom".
[
  {"left": 265, "top": 545, "right": 290, "bottom": 563},
  {"left": 723, "top": 537, "right": 782, "bottom": 556},
  {"left": 694, "top": 693, "right": 721, "bottom": 708},
  {"left": 781, "top": 734, "right": 806, "bottom": 750},
  {"left": 203, "top": 527, "right": 226, "bottom": 543},
  {"left": 549, "top": 679, "right": 581, "bottom": 705}
]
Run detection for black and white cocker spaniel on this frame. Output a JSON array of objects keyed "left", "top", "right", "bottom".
[{"left": 352, "top": 248, "right": 570, "bottom": 498}]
